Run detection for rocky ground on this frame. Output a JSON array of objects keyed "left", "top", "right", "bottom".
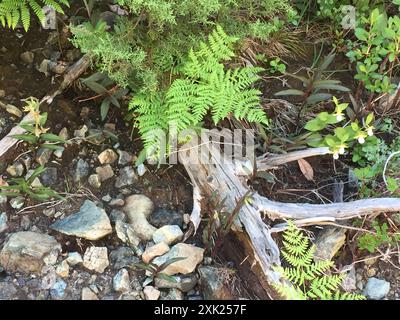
[{"left": 0, "top": 10, "right": 399, "bottom": 301}]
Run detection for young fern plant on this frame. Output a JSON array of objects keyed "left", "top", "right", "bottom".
[
  {"left": 273, "top": 221, "right": 365, "bottom": 300},
  {"left": 0, "top": 0, "right": 69, "bottom": 31},
  {"left": 129, "top": 26, "right": 268, "bottom": 162}
]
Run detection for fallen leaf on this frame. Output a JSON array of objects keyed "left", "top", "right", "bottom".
[{"left": 297, "top": 158, "right": 314, "bottom": 181}]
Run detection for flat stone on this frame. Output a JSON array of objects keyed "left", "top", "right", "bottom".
[
  {"left": 314, "top": 227, "right": 346, "bottom": 262},
  {"left": 341, "top": 266, "right": 357, "bottom": 292},
  {"left": 143, "top": 286, "right": 160, "bottom": 300},
  {"left": 1, "top": 104, "right": 22, "bottom": 117},
  {"left": 152, "top": 243, "right": 204, "bottom": 275},
  {"left": 82, "top": 287, "right": 99, "bottom": 300},
  {"left": 74, "top": 125, "right": 88, "bottom": 138},
  {"left": 73, "top": 159, "right": 90, "bottom": 182},
  {"left": 150, "top": 209, "right": 183, "bottom": 228},
  {"left": 40, "top": 167, "right": 58, "bottom": 186},
  {"left": 0, "top": 212, "right": 8, "bottom": 233},
  {"left": 142, "top": 242, "right": 170, "bottom": 264},
  {"left": 0, "top": 231, "right": 61, "bottom": 274},
  {"left": 113, "top": 268, "right": 131, "bottom": 293},
  {"left": 198, "top": 266, "right": 235, "bottom": 300},
  {"left": 153, "top": 225, "right": 183, "bottom": 245},
  {"left": 50, "top": 200, "right": 112, "bottom": 240},
  {"left": 117, "top": 150, "right": 133, "bottom": 166},
  {"left": 88, "top": 174, "right": 102, "bottom": 188},
  {"left": 115, "top": 166, "right": 137, "bottom": 188},
  {"left": 96, "top": 165, "right": 114, "bottom": 182},
  {"left": 115, "top": 220, "right": 140, "bottom": 249},
  {"left": 363, "top": 277, "right": 390, "bottom": 300},
  {"left": 65, "top": 252, "right": 83, "bottom": 266},
  {"left": 155, "top": 274, "right": 197, "bottom": 292},
  {"left": 83, "top": 247, "right": 109, "bottom": 273},
  {"left": 98, "top": 149, "right": 118, "bottom": 165}
]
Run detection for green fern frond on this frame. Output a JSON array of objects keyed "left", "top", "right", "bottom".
[
  {"left": 0, "top": 0, "right": 69, "bottom": 31},
  {"left": 131, "top": 26, "right": 269, "bottom": 159},
  {"left": 273, "top": 221, "right": 366, "bottom": 300}
]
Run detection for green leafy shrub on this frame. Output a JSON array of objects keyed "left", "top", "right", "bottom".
[
  {"left": 129, "top": 26, "right": 268, "bottom": 160},
  {"left": 303, "top": 97, "right": 375, "bottom": 159},
  {"left": 0, "top": 0, "right": 69, "bottom": 31},
  {"left": 358, "top": 221, "right": 400, "bottom": 253},
  {"left": 273, "top": 221, "right": 365, "bottom": 300},
  {"left": 346, "top": 8, "right": 400, "bottom": 94},
  {"left": 70, "top": 0, "right": 296, "bottom": 94}
]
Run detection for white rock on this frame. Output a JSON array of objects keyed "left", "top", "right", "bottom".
[
  {"left": 66, "top": 252, "right": 83, "bottom": 266},
  {"left": 142, "top": 242, "right": 170, "bottom": 264},
  {"left": 0, "top": 212, "right": 8, "bottom": 233},
  {"left": 83, "top": 247, "right": 109, "bottom": 273},
  {"left": 152, "top": 243, "right": 204, "bottom": 275},
  {"left": 82, "top": 287, "right": 99, "bottom": 300},
  {"left": 153, "top": 225, "right": 183, "bottom": 245},
  {"left": 115, "top": 220, "right": 140, "bottom": 249},
  {"left": 113, "top": 269, "right": 131, "bottom": 293},
  {"left": 143, "top": 286, "right": 160, "bottom": 300},
  {"left": 0, "top": 231, "right": 61, "bottom": 274},
  {"left": 98, "top": 149, "right": 118, "bottom": 164},
  {"left": 88, "top": 174, "right": 102, "bottom": 188}
]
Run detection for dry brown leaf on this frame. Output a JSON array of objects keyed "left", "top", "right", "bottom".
[{"left": 297, "top": 158, "right": 314, "bottom": 181}]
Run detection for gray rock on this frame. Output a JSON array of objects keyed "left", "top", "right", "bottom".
[
  {"left": 82, "top": 287, "right": 99, "bottom": 300},
  {"left": 110, "top": 209, "right": 127, "bottom": 223},
  {"left": 50, "top": 200, "right": 112, "bottom": 240},
  {"left": 152, "top": 243, "right": 204, "bottom": 275},
  {"left": 40, "top": 167, "right": 58, "bottom": 186},
  {"left": 66, "top": 252, "right": 83, "bottom": 266},
  {"left": 20, "top": 51, "right": 34, "bottom": 64},
  {"left": 198, "top": 266, "right": 235, "bottom": 300},
  {"left": 155, "top": 274, "right": 198, "bottom": 292},
  {"left": 314, "top": 227, "right": 346, "bottom": 262},
  {"left": 10, "top": 196, "right": 25, "bottom": 209},
  {"left": 43, "top": 208, "right": 56, "bottom": 217},
  {"left": 150, "top": 209, "right": 183, "bottom": 228},
  {"left": 0, "top": 282, "right": 17, "bottom": 300},
  {"left": 161, "top": 288, "right": 184, "bottom": 300},
  {"left": 88, "top": 174, "right": 102, "bottom": 189},
  {"left": 143, "top": 286, "right": 160, "bottom": 300},
  {"left": 50, "top": 279, "right": 67, "bottom": 299},
  {"left": 363, "top": 277, "right": 390, "bottom": 300},
  {"left": 20, "top": 215, "right": 31, "bottom": 230},
  {"left": 96, "top": 165, "right": 114, "bottom": 182},
  {"left": 98, "top": 149, "right": 118, "bottom": 165},
  {"left": 115, "top": 220, "right": 140, "bottom": 249},
  {"left": 115, "top": 166, "right": 136, "bottom": 188},
  {"left": 117, "top": 150, "right": 133, "bottom": 166},
  {"left": 113, "top": 268, "right": 131, "bottom": 293},
  {"left": 73, "top": 159, "right": 90, "bottom": 182},
  {"left": 0, "top": 231, "right": 61, "bottom": 274},
  {"left": 153, "top": 225, "right": 183, "bottom": 245},
  {"left": 109, "top": 247, "right": 139, "bottom": 270},
  {"left": 35, "top": 148, "right": 52, "bottom": 166},
  {"left": 0, "top": 212, "right": 8, "bottom": 233},
  {"left": 341, "top": 266, "right": 357, "bottom": 292},
  {"left": 102, "top": 194, "right": 112, "bottom": 203},
  {"left": 83, "top": 247, "right": 109, "bottom": 273},
  {"left": 6, "top": 162, "right": 24, "bottom": 177},
  {"left": 136, "top": 164, "right": 147, "bottom": 176},
  {"left": 74, "top": 125, "right": 88, "bottom": 138}
]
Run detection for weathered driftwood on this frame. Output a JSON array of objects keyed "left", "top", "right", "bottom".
[
  {"left": 178, "top": 132, "right": 400, "bottom": 297},
  {"left": 0, "top": 55, "right": 90, "bottom": 159}
]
